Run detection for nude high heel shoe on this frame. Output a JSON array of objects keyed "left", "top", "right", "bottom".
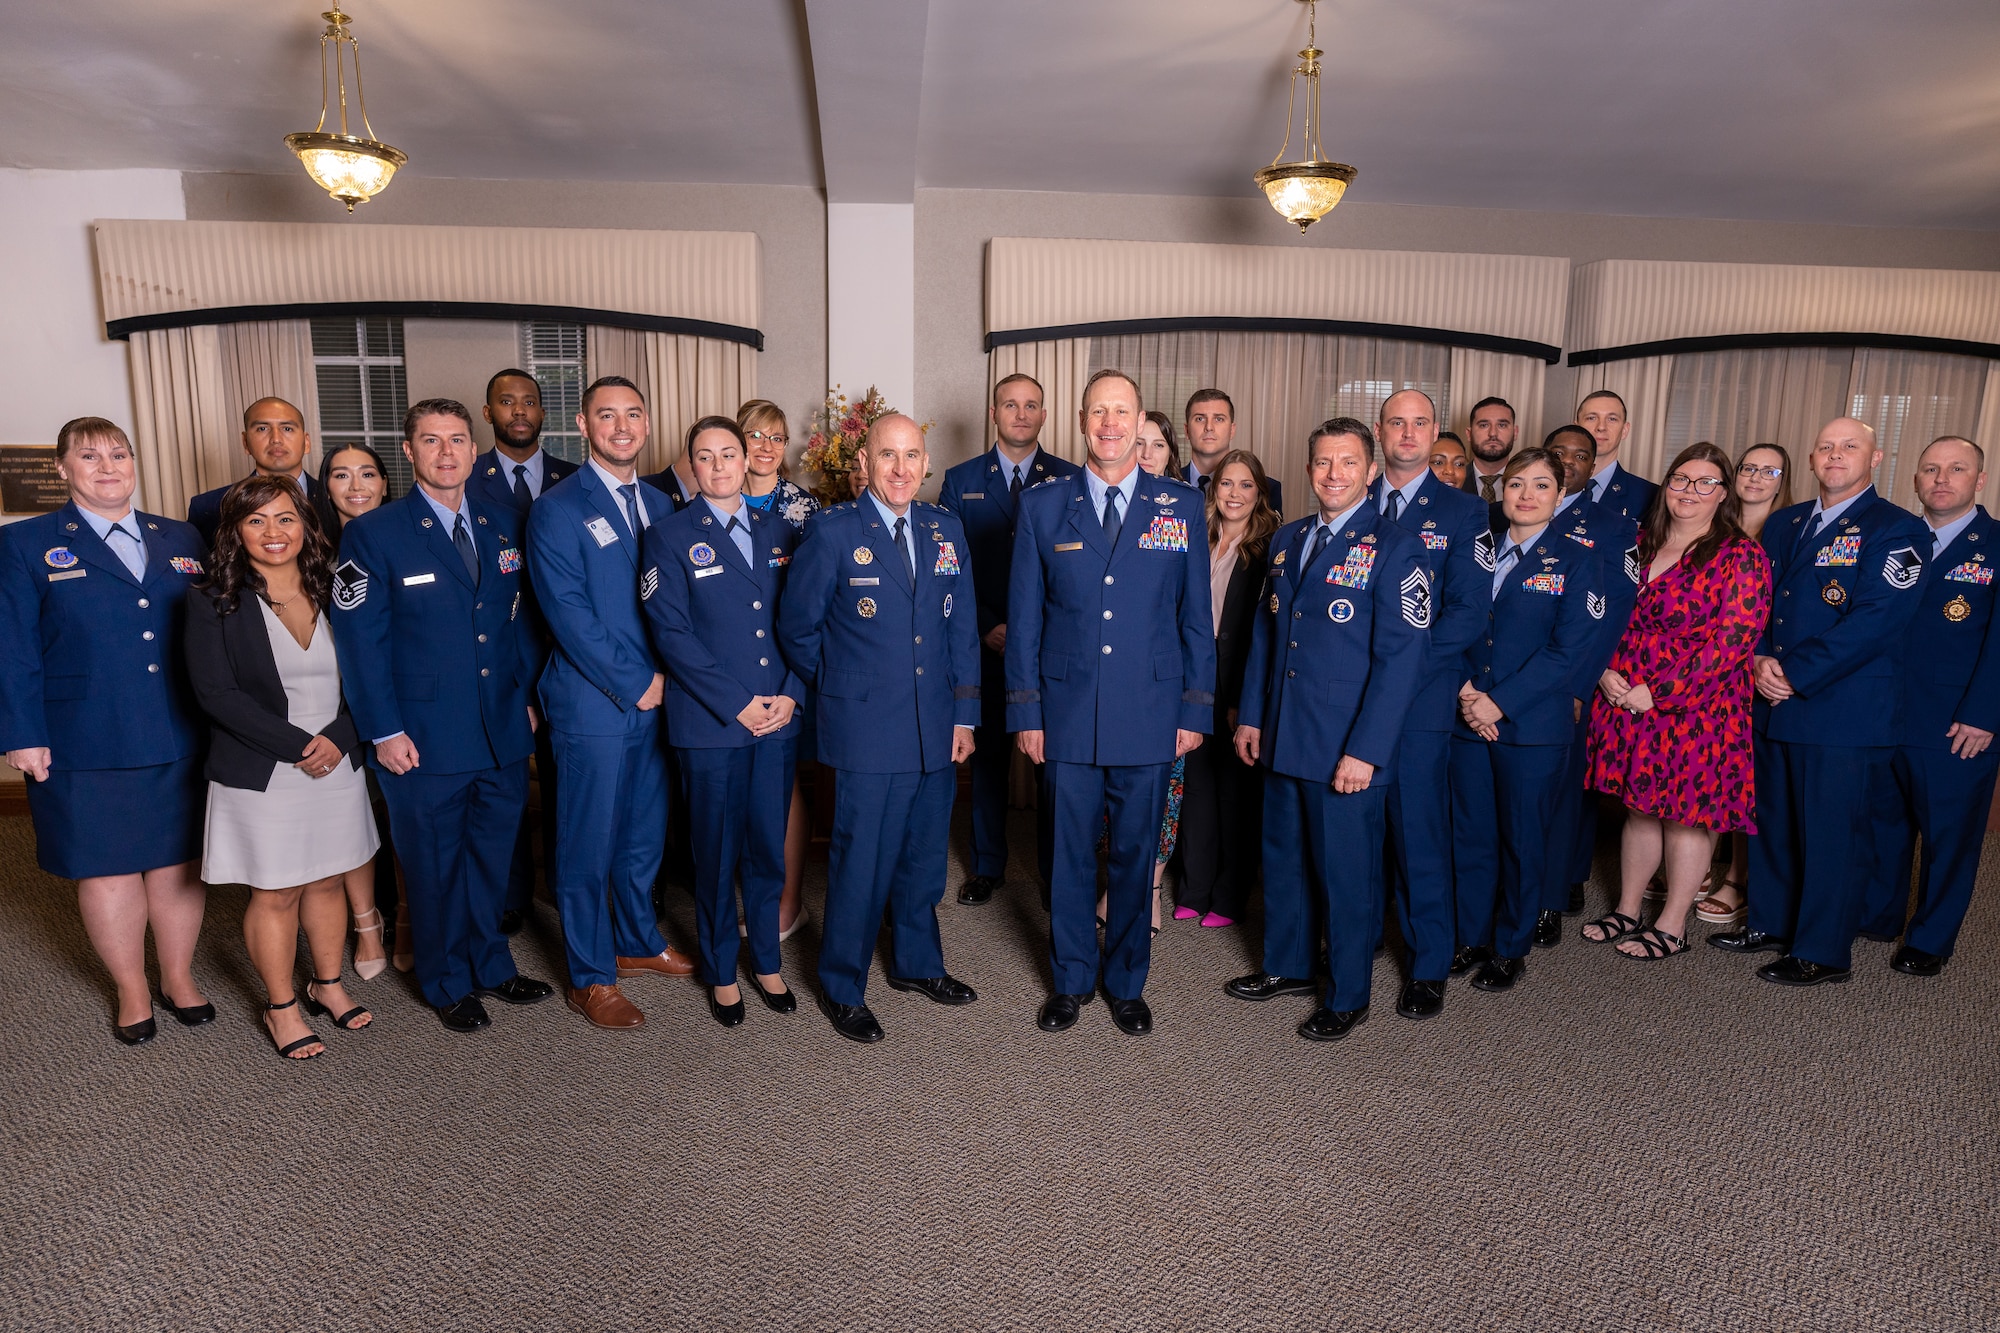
[{"left": 352, "top": 907, "right": 388, "bottom": 981}]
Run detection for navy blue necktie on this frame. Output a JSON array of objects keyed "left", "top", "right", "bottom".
[
  {"left": 451, "top": 514, "right": 477, "bottom": 580},
  {"left": 1306, "top": 524, "right": 1332, "bottom": 569},
  {"left": 512, "top": 464, "right": 532, "bottom": 509},
  {"left": 618, "top": 484, "right": 641, "bottom": 538},
  {"left": 1101, "top": 488, "right": 1122, "bottom": 540}
]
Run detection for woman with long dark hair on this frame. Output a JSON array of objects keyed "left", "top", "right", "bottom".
[
  {"left": 186, "top": 475, "right": 379, "bottom": 1058},
  {"left": 1582, "top": 441, "right": 1772, "bottom": 958}
]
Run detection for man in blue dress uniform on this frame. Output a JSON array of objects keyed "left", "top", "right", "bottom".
[
  {"left": 777, "top": 414, "right": 980, "bottom": 1043},
  {"left": 1575, "top": 390, "right": 1659, "bottom": 523},
  {"left": 468, "top": 368, "right": 579, "bottom": 935},
  {"left": 186, "top": 397, "right": 336, "bottom": 546},
  {"left": 1182, "top": 389, "right": 1284, "bottom": 515},
  {"left": 529, "top": 375, "right": 694, "bottom": 1030},
  {"left": 1713, "top": 417, "right": 1928, "bottom": 985},
  {"left": 1227, "top": 418, "right": 1428, "bottom": 1041},
  {"left": 1859, "top": 435, "right": 2000, "bottom": 975},
  {"left": 1007, "top": 370, "right": 1216, "bottom": 1037},
  {"left": 330, "top": 398, "right": 555, "bottom": 1031},
  {"left": 936, "top": 372, "right": 1078, "bottom": 905},
  {"left": 1366, "top": 391, "right": 1490, "bottom": 1019}
]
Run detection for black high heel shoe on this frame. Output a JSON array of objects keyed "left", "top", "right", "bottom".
[
  {"left": 158, "top": 993, "right": 215, "bottom": 1027},
  {"left": 748, "top": 975, "right": 797, "bottom": 1014},
  {"left": 303, "top": 976, "right": 371, "bottom": 1030},
  {"left": 264, "top": 997, "right": 323, "bottom": 1060},
  {"left": 707, "top": 988, "right": 746, "bottom": 1028}
]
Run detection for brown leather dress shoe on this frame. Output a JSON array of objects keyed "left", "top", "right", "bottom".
[
  {"left": 617, "top": 948, "right": 697, "bottom": 978},
  {"left": 566, "top": 984, "right": 645, "bottom": 1029}
]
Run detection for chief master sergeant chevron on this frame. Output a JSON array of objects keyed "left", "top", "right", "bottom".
[{"left": 1006, "top": 368, "right": 1216, "bottom": 1039}]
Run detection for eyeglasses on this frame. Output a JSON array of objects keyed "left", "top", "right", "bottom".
[
  {"left": 1666, "top": 473, "right": 1727, "bottom": 495},
  {"left": 1737, "top": 463, "right": 1784, "bottom": 480},
  {"left": 746, "top": 430, "right": 789, "bottom": 447}
]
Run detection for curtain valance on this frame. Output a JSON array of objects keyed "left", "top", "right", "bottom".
[
  {"left": 985, "top": 238, "right": 1570, "bottom": 363},
  {"left": 91, "top": 220, "right": 764, "bottom": 348},
  {"left": 1567, "top": 259, "right": 2000, "bottom": 366}
]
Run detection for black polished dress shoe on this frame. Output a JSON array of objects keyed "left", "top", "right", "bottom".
[
  {"left": 1532, "top": 910, "right": 1562, "bottom": 949},
  {"left": 1037, "top": 993, "right": 1087, "bottom": 1032},
  {"left": 436, "top": 996, "right": 492, "bottom": 1032},
  {"left": 1470, "top": 956, "right": 1525, "bottom": 992},
  {"left": 1448, "top": 945, "right": 1492, "bottom": 976},
  {"left": 1565, "top": 882, "right": 1587, "bottom": 915},
  {"left": 499, "top": 908, "right": 525, "bottom": 936},
  {"left": 159, "top": 995, "right": 216, "bottom": 1027},
  {"left": 1890, "top": 945, "right": 1945, "bottom": 977},
  {"left": 957, "top": 874, "right": 1000, "bottom": 906},
  {"left": 1298, "top": 1005, "right": 1368, "bottom": 1042},
  {"left": 1224, "top": 972, "right": 1316, "bottom": 1002},
  {"left": 748, "top": 977, "right": 798, "bottom": 1013},
  {"left": 819, "top": 996, "right": 884, "bottom": 1043},
  {"left": 887, "top": 974, "right": 978, "bottom": 1005},
  {"left": 708, "top": 990, "right": 746, "bottom": 1027},
  {"left": 114, "top": 1015, "right": 158, "bottom": 1046},
  {"left": 1709, "top": 927, "right": 1788, "bottom": 955},
  {"left": 477, "top": 975, "right": 554, "bottom": 1005},
  {"left": 1396, "top": 979, "right": 1445, "bottom": 1020},
  {"left": 1106, "top": 995, "right": 1152, "bottom": 1036},
  {"left": 1756, "top": 955, "right": 1851, "bottom": 987}
]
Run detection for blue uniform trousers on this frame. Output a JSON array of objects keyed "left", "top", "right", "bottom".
[
  {"left": 1860, "top": 745, "right": 2000, "bottom": 959},
  {"left": 1749, "top": 737, "right": 1889, "bottom": 970},
  {"left": 504, "top": 723, "right": 559, "bottom": 918},
  {"left": 1263, "top": 774, "right": 1387, "bottom": 1011},
  {"left": 1046, "top": 759, "right": 1167, "bottom": 1000},
  {"left": 1450, "top": 738, "right": 1567, "bottom": 962},
  {"left": 550, "top": 715, "right": 669, "bottom": 988},
  {"left": 683, "top": 737, "right": 796, "bottom": 985},
  {"left": 378, "top": 760, "right": 528, "bottom": 1009},
  {"left": 819, "top": 767, "right": 953, "bottom": 1005},
  {"left": 1545, "top": 711, "right": 1596, "bottom": 911},
  {"left": 1383, "top": 729, "right": 1456, "bottom": 983}
]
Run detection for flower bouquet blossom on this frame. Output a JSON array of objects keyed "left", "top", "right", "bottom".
[{"left": 801, "top": 385, "right": 927, "bottom": 503}]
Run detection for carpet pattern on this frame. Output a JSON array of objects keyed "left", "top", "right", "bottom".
[{"left": 1, "top": 810, "right": 1994, "bottom": 1332}]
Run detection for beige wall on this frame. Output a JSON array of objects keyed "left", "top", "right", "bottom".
[
  {"left": 914, "top": 189, "right": 2000, "bottom": 469},
  {"left": 401, "top": 320, "right": 521, "bottom": 449}
]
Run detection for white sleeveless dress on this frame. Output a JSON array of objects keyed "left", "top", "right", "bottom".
[{"left": 201, "top": 601, "right": 380, "bottom": 890}]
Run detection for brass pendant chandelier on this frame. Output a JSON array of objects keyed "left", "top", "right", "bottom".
[
  {"left": 1254, "top": 0, "right": 1356, "bottom": 232},
  {"left": 285, "top": 6, "right": 407, "bottom": 211}
]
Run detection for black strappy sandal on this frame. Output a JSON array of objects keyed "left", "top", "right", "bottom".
[
  {"left": 303, "top": 977, "right": 372, "bottom": 1030},
  {"left": 1617, "top": 926, "right": 1690, "bottom": 960},
  {"left": 1579, "top": 911, "right": 1642, "bottom": 944},
  {"left": 265, "top": 997, "right": 324, "bottom": 1060}
]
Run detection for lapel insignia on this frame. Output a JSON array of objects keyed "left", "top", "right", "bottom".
[
  {"left": 1944, "top": 594, "right": 1972, "bottom": 622},
  {"left": 421, "top": 517, "right": 434, "bottom": 528},
  {"left": 146, "top": 522, "right": 159, "bottom": 531},
  {"left": 65, "top": 523, "right": 77, "bottom": 531},
  {"left": 477, "top": 515, "right": 488, "bottom": 525},
  {"left": 853, "top": 546, "right": 874, "bottom": 565}
]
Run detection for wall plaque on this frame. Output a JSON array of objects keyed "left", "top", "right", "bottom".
[{"left": 0, "top": 447, "right": 65, "bottom": 515}]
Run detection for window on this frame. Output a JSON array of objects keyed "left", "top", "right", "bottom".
[
  {"left": 519, "top": 321, "right": 588, "bottom": 464},
  {"left": 312, "top": 317, "right": 411, "bottom": 497}
]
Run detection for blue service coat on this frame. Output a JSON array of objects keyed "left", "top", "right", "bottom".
[
  {"left": 468, "top": 449, "right": 579, "bottom": 517},
  {"left": 776, "top": 500, "right": 980, "bottom": 773},
  {"left": 1237, "top": 505, "right": 1429, "bottom": 783},
  {"left": 1550, "top": 496, "right": 1641, "bottom": 692},
  {"left": 1892, "top": 507, "right": 2000, "bottom": 748},
  {"left": 1757, "top": 488, "right": 1929, "bottom": 747},
  {"left": 1588, "top": 462, "right": 1658, "bottom": 524},
  {"left": 526, "top": 467, "right": 670, "bottom": 737},
  {"left": 1459, "top": 527, "right": 1606, "bottom": 746},
  {"left": 1376, "top": 472, "right": 1491, "bottom": 731},
  {"left": 329, "top": 491, "right": 536, "bottom": 774},
  {"left": 642, "top": 498, "right": 805, "bottom": 747},
  {"left": 1004, "top": 472, "right": 1217, "bottom": 767},
  {"left": 0, "top": 503, "right": 207, "bottom": 765},
  {"left": 936, "top": 447, "right": 1081, "bottom": 642}
]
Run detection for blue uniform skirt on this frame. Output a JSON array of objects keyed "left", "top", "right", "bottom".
[{"left": 26, "top": 758, "right": 205, "bottom": 880}]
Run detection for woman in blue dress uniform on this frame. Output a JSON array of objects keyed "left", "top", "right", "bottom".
[{"left": 0, "top": 417, "right": 214, "bottom": 1045}]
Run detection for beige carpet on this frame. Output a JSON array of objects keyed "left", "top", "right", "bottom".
[{"left": 1, "top": 810, "right": 1994, "bottom": 1333}]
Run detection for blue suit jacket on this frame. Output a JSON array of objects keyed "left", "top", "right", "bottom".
[
  {"left": 1757, "top": 488, "right": 1928, "bottom": 747},
  {"left": 1893, "top": 507, "right": 2000, "bottom": 748},
  {"left": 1237, "top": 505, "right": 1428, "bottom": 784},
  {"left": 936, "top": 446, "right": 1081, "bottom": 641},
  {"left": 1377, "top": 472, "right": 1491, "bottom": 732},
  {"left": 188, "top": 473, "right": 333, "bottom": 549},
  {"left": 1460, "top": 527, "right": 1606, "bottom": 746},
  {"left": 1004, "top": 472, "right": 1217, "bottom": 766},
  {"left": 1588, "top": 462, "right": 1658, "bottom": 524},
  {"left": 467, "top": 449, "right": 579, "bottom": 517},
  {"left": 329, "top": 490, "right": 535, "bottom": 774},
  {"left": 776, "top": 500, "right": 980, "bottom": 773},
  {"left": 641, "top": 498, "right": 804, "bottom": 748},
  {"left": 526, "top": 467, "right": 670, "bottom": 737},
  {"left": 1550, "top": 495, "right": 1641, "bottom": 695},
  {"left": 0, "top": 503, "right": 207, "bottom": 766}
]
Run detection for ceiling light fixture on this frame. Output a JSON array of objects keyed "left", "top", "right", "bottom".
[
  {"left": 1254, "top": 0, "right": 1356, "bottom": 232},
  {"left": 285, "top": 6, "right": 407, "bottom": 211}
]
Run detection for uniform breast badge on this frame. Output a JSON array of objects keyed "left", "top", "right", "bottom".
[
  {"left": 943, "top": 594, "right": 954, "bottom": 617},
  {"left": 1421, "top": 532, "right": 1450, "bottom": 550},
  {"left": 1522, "top": 572, "right": 1565, "bottom": 595},
  {"left": 1327, "top": 546, "right": 1376, "bottom": 588},
  {"left": 933, "top": 540, "right": 962, "bottom": 575},
  {"left": 1328, "top": 598, "right": 1354, "bottom": 623},
  {"left": 1821, "top": 582, "right": 1847, "bottom": 607},
  {"left": 853, "top": 546, "right": 874, "bottom": 565},
  {"left": 1816, "top": 534, "right": 1860, "bottom": 567},
  {"left": 689, "top": 543, "right": 717, "bottom": 567},
  {"left": 1269, "top": 592, "right": 1281, "bottom": 613},
  {"left": 1137, "top": 515, "right": 1189, "bottom": 552},
  {"left": 44, "top": 548, "right": 78, "bottom": 568},
  {"left": 1944, "top": 594, "right": 1972, "bottom": 622},
  {"left": 857, "top": 597, "right": 878, "bottom": 618},
  {"left": 1272, "top": 549, "right": 1287, "bottom": 565},
  {"left": 1945, "top": 561, "right": 1994, "bottom": 585}
]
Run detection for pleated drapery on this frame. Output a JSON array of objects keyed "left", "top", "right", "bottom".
[
  {"left": 586, "top": 327, "right": 758, "bottom": 475},
  {"left": 1449, "top": 347, "right": 1550, "bottom": 444},
  {"left": 986, "top": 340, "right": 1093, "bottom": 463}
]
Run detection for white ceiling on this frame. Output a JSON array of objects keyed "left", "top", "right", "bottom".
[{"left": 2, "top": 0, "right": 1997, "bottom": 229}]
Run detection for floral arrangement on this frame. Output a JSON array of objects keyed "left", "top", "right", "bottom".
[{"left": 801, "top": 385, "right": 927, "bottom": 502}]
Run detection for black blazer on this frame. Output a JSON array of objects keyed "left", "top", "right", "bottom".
[
  {"left": 183, "top": 586, "right": 362, "bottom": 791},
  {"left": 1210, "top": 539, "right": 1268, "bottom": 735}
]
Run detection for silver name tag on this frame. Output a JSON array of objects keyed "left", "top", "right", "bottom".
[
  {"left": 48, "top": 569, "right": 87, "bottom": 582},
  {"left": 693, "top": 567, "right": 724, "bottom": 579},
  {"left": 962, "top": 492, "right": 985, "bottom": 500},
  {"left": 848, "top": 577, "right": 880, "bottom": 586},
  {"left": 402, "top": 573, "right": 436, "bottom": 586}
]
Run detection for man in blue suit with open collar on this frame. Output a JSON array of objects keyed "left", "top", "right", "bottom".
[
  {"left": 330, "top": 398, "right": 555, "bottom": 1032},
  {"left": 1229, "top": 417, "right": 1429, "bottom": 1042},
  {"left": 1714, "top": 417, "right": 1928, "bottom": 986},
  {"left": 1576, "top": 390, "right": 1659, "bottom": 523},
  {"left": 1366, "top": 390, "right": 1491, "bottom": 1019},
  {"left": 936, "top": 371, "right": 1078, "bottom": 905},
  {"left": 777, "top": 414, "right": 981, "bottom": 1044},
  {"left": 1859, "top": 435, "right": 2000, "bottom": 976},
  {"left": 528, "top": 375, "right": 693, "bottom": 1030},
  {"left": 1007, "top": 369, "right": 1216, "bottom": 1038}
]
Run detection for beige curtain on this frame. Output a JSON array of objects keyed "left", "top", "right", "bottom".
[
  {"left": 125, "top": 327, "right": 234, "bottom": 518},
  {"left": 587, "top": 327, "right": 757, "bottom": 475},
  {"left": 218, "top": 321, "right": 319, "bottom": 458},
  {"left": 1572, "top": 356, "right": 1674, "bottom": 483},
  {"left": 1450, "top": 348, "right": 1550, "bottom": 445},
  {"left": 1847, "top": 349, "right": 1990, "bottom": 515},
  {"left": 987, "top": 339, "right": 1092, "bottom": 464},
  {"left": 1977, "top": 372, "right": 2000, "bottom": 513}
]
